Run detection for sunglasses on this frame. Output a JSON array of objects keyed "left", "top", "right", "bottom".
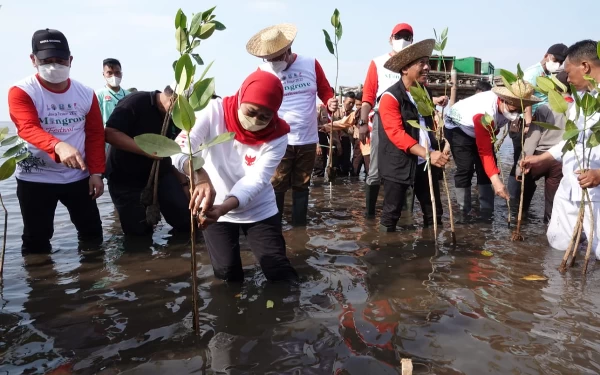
[{"left": 393, "top": 34, "right": 413, "bottom": 42}]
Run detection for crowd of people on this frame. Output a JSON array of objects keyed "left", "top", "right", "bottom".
[{"left": 7, "top": 24, "right": 600, "bottom": 283}]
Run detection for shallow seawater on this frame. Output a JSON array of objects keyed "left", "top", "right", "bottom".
[{"left": 1, "top": 129, "right": 600, "bottom": 375}]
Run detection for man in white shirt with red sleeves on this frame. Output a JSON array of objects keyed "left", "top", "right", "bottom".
[
  {"left": 359, "top": 23, "right": 448, "bottom": 219},
  {"left": 8, "top": 29, "right": 105, "bottom": 254},
  {"left": 247, "top": 23, "right": 338, "bottom": 226}
]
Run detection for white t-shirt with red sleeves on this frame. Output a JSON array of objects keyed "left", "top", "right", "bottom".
[
  {"left": 362, "top": 53, "right": 401, "bottom": 108},
  {"left": 444, "top": 91, "right": 509, "bottom": 137},
  {"left": 172, "top": 99, "right": 287, "bottom": 224},
  {"left": 8, "top": 75, "right": 105, "bottom": 184},
  {"left": 260, "top": 55, "right": 333, "bottom": 146}
]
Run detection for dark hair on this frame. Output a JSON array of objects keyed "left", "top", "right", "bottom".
[
  {"left": 343, "top": 91, "right": 356, "bottom": 99},
  {"left": 556, "top": 71, "right": 572, "bottom": 94},
  {"left": 103, "top": 58, "right": 122, "bottom": 69},
  {"left": 355, "top": 91, "right": 363, "bottom": 101},
  {"left": 566, "top": 40, "right": 600, "bottom": 66},
  {"left": 475, "top": 80, "right": 492, "bottom": 92},
  {"left": 164, "top": 85, "right": 174, "bottom": 97}
]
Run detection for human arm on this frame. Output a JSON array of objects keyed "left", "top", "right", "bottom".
[
  {"left": 472, "top": 114, "right": 508, "bottom": 199},
  {"left": 84, "top": 94, "right": 106, "bottom": 175}
]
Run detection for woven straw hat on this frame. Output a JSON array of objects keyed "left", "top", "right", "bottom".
[
  {"left": 383, "top": 39, "right": 435, "bottom": 73},
  {"left": 246, "top": 24, "right": 297, "bottom": 60},
  {"left": 492, "top": 80, "right": 542, "bottom": 107}
]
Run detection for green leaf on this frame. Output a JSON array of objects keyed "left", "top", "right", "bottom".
[
  {"left": 562, "top": 139, "right": 575, "bottom": 153},
  {"left": 517, "top": 63, "right": 524, "bottom": 79},
  {"left": 416, "top": 101, "right": 434, "bottom": 117},
  {"left": 172, "top": 60, "right": 178, "bottom": 72},
  {"left": 587, "top": 131, "right": 600, "bottom": 148},
  {"left": 532, "top": 121, "right": 561, "bottom": 131},
  {"left": 0, "top": 128, "right": 8, "bottom": 142},
  {"left": 1, "top": 135, "right": 19, "bottom": 146},
  {"left": 550, "top": 75, "right": 567, "bottom": 93},
  {"left": 562, "top": 129, "right": 580, "bottom": 141},
  {"left": 212, "top": 20, "right": 226, "bottom": 31},
  {"left": 407, "top": 119, "right": 428, "bottom": 132},
  {"left": 191, "top": 155, "right": 205, "bottom": 171},
  {"left": 189, "top": 78, "right": 215, "bottom": 112},
  {"left": 335, "top": 22, "right": 343, "bottom": 41},
  {"left": 581, "top": 92, "right": 599, "bottom": 117},
  {"left": 565, "top": 119, "right": 578, "bottom": 132},
  {"left": 198, "top": 60, "right": 214, "bottom": 82},
  {"left": 547, "top": 89, "right": 568, "bottom": 114},
  {"left": 134, "top": 134, "right": 182, "bottom": 157},
  {"left": 583, "top": 75, "right": 598, "bottom": 87},
  {"left": 2, "top": 143, "right": 26, "bottom": 158},
  {"left": 440, "top": 37, "right": 447, "bottom": 52},
  {"left": 202, "top": 6, "right": 217, "bottom": 21},
  {"left": 482, "top": 113, "right": 494, "bottom": 127},
  {"left": 191, "top": 53, "right": 204, "bottom": 66},
  {"left": 15, "top": 152, "right": 30, "bottom": 163},
  {"left": 172, "top": 95, "right": 196, "bottom": 132},
  {"left": 175, "top": 27, "right": 187, "bottom": 54},
  {"left": 0, "top": 157, "right": 16, "bottom": 181},
  {"left": 498, "top": 69, "right": 518, "bottom": 85},
  {"left": 501, "top": 77, "right": 513, "bottom": 93},
  {"left": 323, "top": 29, "right": 334, "bottom": 55},
  {"left": 536, "top": 76, "right": 555, "bottom": 93},
  {"left": 331, "top": 8, "right": 340, "bottom": 28},
  {"left": 175, "top": 54, "right": 193, "bottom": 94},
  {"left": 175, "top": 9, "right": 186, "bottom": 29},
  {"left": 208, "top": 15, "right": 216, "bottom": 22},
  {"left": 189, "top": 12, "right": 203, "bottom": 36},
  {"left": 441, "top": 27, "right": 448, "bottom": 41},
  {"left": 190, "top": 39, "right": 201, "bottom": 51},
  {"left": 198, "top": 22, "right": 216, "bottom": 40},
  {"left": 197, "top": 132, "right": 235, "bottom": 151}
]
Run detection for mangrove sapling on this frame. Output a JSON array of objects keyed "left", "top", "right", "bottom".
[
  {"left": 0, "top": 130, "right": 30, "bottom": 278},
  {"left": 432, "top": 27, "right": 456, "bottom": 244},
  {"left": 322, "top": 9, "right": 342, "bottom": 185},
  {"left": 133, "top": 7, "right": 231, "bottom": 335}
]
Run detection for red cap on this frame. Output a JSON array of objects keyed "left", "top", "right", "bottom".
[{"left": 391, "top": 23, "right": 413, "bottom": 36}]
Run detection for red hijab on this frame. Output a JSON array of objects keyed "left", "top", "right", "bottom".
[{"left": 222, "top": 71, "right": 290, "bottom": 146}]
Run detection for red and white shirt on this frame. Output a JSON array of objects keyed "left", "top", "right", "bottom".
[
  {"left": 362, "top": 53, "right": 401, "bottom": 109},
  {"left": 172, "top": 99, "right": 288, "bottom": 223},
  {"left": 8, "top": 75, "right": 105, "bottom": 183},
  {"left": 260, "top": 55, "right": 333, "bottom": 146}
]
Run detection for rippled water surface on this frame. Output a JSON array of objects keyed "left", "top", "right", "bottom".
[{"left": 1, "top": 122, "right": 600, "bottom": 374}]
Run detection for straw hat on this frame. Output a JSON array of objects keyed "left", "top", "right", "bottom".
[
  {"left": 246, "top": 24, "right": 297, "bottom": 60},
  {"left": 492, "top": 80, "right": 542, "bottom": 107},
  {"left": 383, "top": 39, "right": 435, "bottom": 73}
]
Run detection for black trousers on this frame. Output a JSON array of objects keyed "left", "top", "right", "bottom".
[
  {"left": 203, "top": 214, "right": 298, "bottom": 282},
  {"left": 380, "top": 166, "right": 443, "bottom": 229},
  {"left": 337, "top": 135, "right": 352, "bottom": 175},
  {"left": 108, "top": 171, "right": 190, "bottom": 236},
  {"left": 16, "top": 177, "right": 103, "bottom": 253},
  {"left": 448, "top": 128, "right": 492, "bottom": 188},
  {"left": 313, "top": 132, "right": 329, "bottom": 177}
]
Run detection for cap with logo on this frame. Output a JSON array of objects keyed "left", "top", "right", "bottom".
[
  {"left": 391, "top": 23, "right": 413, "bottom": 36},
  {"left": 32, "top": 29, "right": 70, "bottom": 60},
  {"left": 546, "top": 43, "right": 568, "bottom": 62}
]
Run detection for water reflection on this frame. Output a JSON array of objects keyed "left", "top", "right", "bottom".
[{"left": 1, "top": 147, "right": 600, "bottom": 374}]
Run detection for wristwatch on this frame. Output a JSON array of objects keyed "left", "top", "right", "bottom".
[{"left": 358, "top": 119, "right": 366, "bottom": 126}]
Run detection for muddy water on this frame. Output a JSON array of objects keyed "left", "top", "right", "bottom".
[{"left": 1, "top": 138, "right": 600, "bottom": 375}]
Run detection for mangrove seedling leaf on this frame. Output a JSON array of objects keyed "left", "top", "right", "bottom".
[
  {"left": 498, "top": 69, "right": 517, "bottom": 85},
  {"left": 583, "top": 75, "right": 598, "bottom": 87},
  {"left": 202, "top": 6, "right": 217, "bottom": 21},
  {"left": 172, "top": 98, "right": 189, "bottom": 132},
  {"left": 536, "top": 76, "right": 555, "bottom": 93},
  {"left": 517, "top": 63, "right": 524, "bottom": 79},
  {"left": 587, "top": 131, "right": 600, "bottom": 148},
  {"left": 175, "top": 27, "right": 187, "bottom": 54},
  {"left": 331, "top": 9, "right": 340, "bottom": 28},
  {"left": 191, "top": 53, "right": 204, "bottom": 65},
  {"left": 15, "top": 152, "right": 30, "bottom": 163},
  {"left": 565, "top": 119, "right": 578, "bottom": 132},
  {"left": 213, "top": 20, "right": 226, "bottom": 31},
  {"left": 562, "top": 129, "right": 580, "bottom": 142},
  {"left": 335, "top": 22, "right": 343, "bottom": 41},
  {"left": 441, "top": 27, "right": 448, "bottom": 41},
  {"left": 0, "top": 127, "right": 8, "bottom": 142},
  {"left": 550, "top": 74, "right": 567, "bottom": 93},
  {"left": 190, "top": 39, "right": 201, "bottom": 51},
  {"left": 189, "top": 12, "right": 203, "bottom": 36},
  {"left": 179, "top": 96, "right": 196, "bottom": 131},
  {"left": 501, "top": 77, "right": 513, "bottom": 92},
  {"left": 482, "top": 113, "right": 494, "bottom": 127},
  {"left": 416, "top": 102, "right": 434, "bottom": 117},
  {"left": 532, "top": 121, "right": 561, "bottom": 131},
  {"left": 191, "top": 155, "right": 205, "bottom": 171},
  {"left": 407, "top": 120, "right": 428, "bottom": 132},
  {"left": 1, "top": 135, "right": 19, "bottom": 146},
  {"left": 323, "top": 29, "right": 334, "bottom": 55},
  {"left": 581, "top": 92, "right": 599, "bottom": 117},
  {"left": 175, "top": 54, "right": 193, "bottom": 94},
  {"left": 198, "top": 132, "right": 235, "bottom": 151},
  {"left": 0, "top": 157, "right": 16, "bottom": 181},
  {"left": 189, "top": 78, "right": 215, "bottom": 112},
  {"left": 198, "top": 22, "right": 216, "bottom": 40},
  {"left": 562, "top": 139, "right": 575, "bottom": 154},
  {"left": 198, "top": 60, "right": 214, "bottom": 82},
  {"left": 175, "top": 9, "right": 186, "bottom": 29},
  {"left": 134, "top": 134, "right": 183, "bottom": 157},
  {"left": 2, "top": 143, "right": 26, "bottom": 158},
  {"left": 547, "top": 89, "right": 568, "bottom": 114}
]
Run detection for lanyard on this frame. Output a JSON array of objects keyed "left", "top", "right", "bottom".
[{"left": 107, "top": 88, "right": 125, "bottom": 102}]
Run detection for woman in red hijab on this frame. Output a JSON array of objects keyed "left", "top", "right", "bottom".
[{"left": 172, "top": 71, "right": 297, "bottom": 282}]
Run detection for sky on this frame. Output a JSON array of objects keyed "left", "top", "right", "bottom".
[{"left": 0, "top": 0, "right": 598, "bottom": 121}]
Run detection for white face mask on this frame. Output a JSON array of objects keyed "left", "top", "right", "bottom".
[
  {"left": 501, "top": 103, "right": 519, "bottom": 121},
  {"left": 37, "top": 63, "right": 70, "bottom": 84},
  {"left": 106, "top": 76, "right": 122, "bottom": 88},
  {"left": 238, "top": 108, "right": 270, "bottom": 132},
  {"left": 269, "top": 61, "right": 288, "bottom": 74},
  {"left": 546, "top": 60, "right": 560, "bottom": 73},
  {"left": 392, "top": 39, "right": 412, "bottom": 53}
]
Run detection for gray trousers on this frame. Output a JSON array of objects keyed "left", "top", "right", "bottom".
[{"left": 366, "top": 111, "right": 380, "bottom": 186}]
